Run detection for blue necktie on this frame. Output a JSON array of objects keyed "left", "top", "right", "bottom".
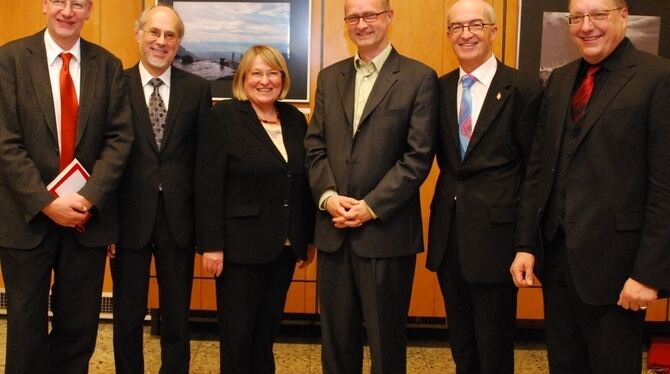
[{"left": 458, "top": 75, "right": 476, "bottom": 159}]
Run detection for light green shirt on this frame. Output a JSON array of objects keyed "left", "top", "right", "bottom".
[{"left": 352, "top": 43, "right": 393, "bottom": 135}]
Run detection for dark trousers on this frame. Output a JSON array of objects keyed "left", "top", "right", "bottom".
[
  {"left": 216, "top": 248, "right": 296, "bottom": 374},
  {"left": 542, "top": 231, "right": 645, "bottom": 374},
  {"left": 436, "top": 239, "right": 517, "bottom": 374},
  {"left": 0, "top": 224, "right": 107, "bottom": 374},
  {"left": 111, "top": 196, "right": 195, "bottom": 374},
  {"left": 318, "top": 242, "right": 416, "bottom": 374}
]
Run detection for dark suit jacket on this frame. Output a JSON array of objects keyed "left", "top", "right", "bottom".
[
  {"left": 0, "top": 31, "right": 133, "bottom": 249},
  {"left": 195, "top": 99, "right": 315, "bottom": 264},
  {"left": 516, "top": 40, "right": 670, "bottom": 304},
  {"left": 304, "top": 48, "right": 438, "bottom": 258},
  {"left": 426, "top": 61, "right": 541, "bottom": 283},
  {"left": 118, "top": 64, "right": 211, "bottom": 249}
]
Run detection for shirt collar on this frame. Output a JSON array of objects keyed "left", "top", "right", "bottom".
[
  {"left": 139, "top": 61, "right": 172, "bottom": 89},
  {"left": 44, "top": 29, "right": 81, "bottom": 66},
  {"left": 354, "top": 43, "right": 393, "bottom": 73},
  {"left": 458, "top": 53, "right": 497, "bottom": 87}
]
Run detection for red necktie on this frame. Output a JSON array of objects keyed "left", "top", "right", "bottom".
[
  {"left": 571, "top": 65, "right": 600, "bottom": 123},
  {"left": 59, "top": 52, "right": 78, "bottom": 170}
]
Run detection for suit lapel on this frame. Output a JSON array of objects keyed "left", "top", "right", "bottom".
[
  {"left": 26, "top": 33, "right": 58, "bottom": 143},
  {"left": 236, "top": 100, "right": 288, "bottom": 167},
  {"left": 127, "top": 65, "right": 160, "bottom": 153},
  {"left": 465, "top": 62, "right": 511, "bottom": 158},
  {"left": 548, "top": 62, "right": 580, "bottom": 152},
  {"left": 574, "top": 49, "right": 636, "bottom": 148},
  {"left": 358, "top": 50, "right": 399, "bottom": 128},
  {"left": 444, "top": 73, "right": 462, "bottom": 164},
  {"left": 337, "top": 60, "right": 356, "bottom": 131},
  {"left": 161, "top": 66, "right": 184, "bottom": 152},
  {"left": 77, "top": 39, "right": 97, "bottom": 146}
]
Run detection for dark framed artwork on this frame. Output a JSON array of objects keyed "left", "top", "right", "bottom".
[
  {"left": 159, "top": 0, "right": 311, "bottom": 101},
  {"left": 517, "top": 0, "right": 670, "bottom": 83}
]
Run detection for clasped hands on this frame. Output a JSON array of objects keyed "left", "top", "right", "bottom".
[
  {"left": 325, "top": 195, "right": 372, "bottom": 228},
  {"left": 510, "top": 251, "right": 658, "bottom": 311},
  {"left": 42, "top": 192, "right": 92, "bottom": 228}
]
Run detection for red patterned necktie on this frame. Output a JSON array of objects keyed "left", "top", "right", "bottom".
[
  {"left": 59, "top": 52, "right": 79, "bottom": 170},
  {"left": 571, "top": 65, "right": 600, "bottom": 123}
]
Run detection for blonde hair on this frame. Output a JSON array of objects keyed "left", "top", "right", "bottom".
[{"left": 232, "top": 45, "right": 291, "bottom": 101}]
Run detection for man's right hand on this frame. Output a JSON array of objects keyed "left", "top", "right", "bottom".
[
  {"left": 510, "top": 251, "right": 536, "bottom": 287},
  {"left": 41, "top": 194, "right": 90, "bottom": 227}
]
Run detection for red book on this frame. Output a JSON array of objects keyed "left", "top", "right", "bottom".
[{"left": 46, "top": 158, "right": 91, "bottom": 232}]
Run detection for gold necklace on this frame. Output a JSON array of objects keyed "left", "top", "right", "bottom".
[{"left": 258, "top": 111, "right": 279, "bottom": 124}]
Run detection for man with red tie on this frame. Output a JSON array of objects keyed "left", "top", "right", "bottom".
[
  {"left": 511, "top": 0, "right": 670, "bottom": 372},
  {"left": 0, "top": 0, "right": 133, "bottom": 372}
]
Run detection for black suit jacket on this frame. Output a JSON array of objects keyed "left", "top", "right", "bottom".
[
  {"left": 304, "top": 48, "right": 438, "bottom": 258},
  {"left": 118, "top": 64, "right": 211, "bottom": 249},
  {"left": 427, "top": 61, "right": 541, "bottom": 283},
  {"left": 516, "top": 41, "right": 670, "bottom": 304},
  {"left": 0, "top": 31, "right": 133, "bottom": 249},
  {"left": 195, "top": 99, "right": 315, "bottom": 264}
]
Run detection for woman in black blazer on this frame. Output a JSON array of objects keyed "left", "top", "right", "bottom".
[{"left": 195, "top": 45, "right": 315, "bottom": 373}]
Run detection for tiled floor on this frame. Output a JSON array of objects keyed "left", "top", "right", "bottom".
[{"left": 0, "top": 318, "right": 651, "bottom": 373}]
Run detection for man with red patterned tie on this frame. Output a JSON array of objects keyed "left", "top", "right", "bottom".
[
  {"left": 511, "top": 0, "right": 670, "bottom": 372},
  {"left": 0, "top": 0, "right": 133, "bottom": 372}
]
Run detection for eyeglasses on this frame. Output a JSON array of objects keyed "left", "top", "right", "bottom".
[
  {"left": 248, "top": 70, "right": 283, "bottom": 80},
  {"left": 566, "top": 7, "right": 623, "bottom": 25},
  {"left": 49, "top": 0, "right": 88, "bottom": 12},
  {"left": 142, "top": 28, "right": 179, "bottom": 42},
  {"left": 447, "top": 21, "right": 495, "bottom": 35},
  {"left": 344, "top": 10, "right": 389, "bottom": 25}
]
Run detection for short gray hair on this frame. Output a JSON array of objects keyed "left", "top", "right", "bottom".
[{"left": 135, "top": 4, "right": 185, "bottom": 39}]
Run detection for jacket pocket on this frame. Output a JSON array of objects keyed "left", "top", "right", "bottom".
[
  {"left": 224, "top": 202, "right": 260, "bottom": 218},
  {"left": 615, "top": 211, "right": 644, "bottom": 231}
]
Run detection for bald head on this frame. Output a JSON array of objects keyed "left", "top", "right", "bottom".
[{"left": 448, "top": 0, "right": 496, "bottom": 25}]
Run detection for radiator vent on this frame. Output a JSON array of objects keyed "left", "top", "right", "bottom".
[{"left": 0, "top": 289, "right": 118, "bottom": 320}]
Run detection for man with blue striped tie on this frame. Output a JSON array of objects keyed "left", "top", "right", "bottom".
[{"left": 426, "top": 1, "right": 542, "bottom": 373}]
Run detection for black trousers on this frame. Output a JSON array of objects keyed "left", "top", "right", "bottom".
[
  {"left": 318, "top": 241, "right": 416, "bottom": 374},
  {"left": 436, "top": 237, "right": 517, "bottom": 374},
  {"left": 111, "top": 195, "right": 195, "bottom": 374},
  {"left": 216, "top": 248, "right": 296, "bottom": 374},
  {"left": 0, "top": 224, "right": 107, "bottom": 374},
  {"left": 542, "top": 231, "right": 645, "bottom": 374}
]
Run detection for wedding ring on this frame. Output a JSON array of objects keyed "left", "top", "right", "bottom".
[{"left": 640, "top": 306, "right": 648, "bottom": 310}]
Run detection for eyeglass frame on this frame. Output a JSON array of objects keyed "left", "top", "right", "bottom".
[
  {"left": 141, "top": 28, "right": 179, "bottom": 43},
  {"left": 344, "top": 10, "right": 390, "bottom": 25},
  {"left": 447, "top": 21, "right": 495, "bottom": 35},
  {"left": 566, "top": 7, "right": 624, "bottom": 25},
  {"left": 49, "top": 0, "right": 88, "bottom": 12},
  {"left": 248, "top": 70, "right": 284, "bottom": 81}
]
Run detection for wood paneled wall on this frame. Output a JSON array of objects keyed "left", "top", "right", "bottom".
[{"left": 1, "top": 0, "right": 584, "bottom": 320}]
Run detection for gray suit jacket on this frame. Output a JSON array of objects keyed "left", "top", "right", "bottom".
[
  {"left": 0, "top": 31, "right": 133, "bottom": 249},
  {"left": 118, "top": 64, "right": 211, "bottom": 249},
  {"left": 304, "top": 47, "right": 438, "bottom": 258}
]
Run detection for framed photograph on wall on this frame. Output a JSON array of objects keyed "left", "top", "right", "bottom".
[
  {"left": 159, "top": 0, "right": 311, "bottom": 101},
  {"left": 517, "top": 0, "right": 670, "bottom": 84}
]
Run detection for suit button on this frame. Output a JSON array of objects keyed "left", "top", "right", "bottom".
[
  {"left": 537, "top": 208, "right": 544, "bottom": 214},
  {"left": 282, "top": 199, "right": 289, "bottom": 207},
  {"left": 550, "top": 168, "right": 556, "bottom": 174},
  {"left": 287, "top": 173, "right": 292, "bottom": 179}
]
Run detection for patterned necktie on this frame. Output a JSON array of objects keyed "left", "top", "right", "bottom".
[
  {"left": 59, "top": 52, "right": 78, "bottom": 170},
  {"left": 571, "top": 65, "right": 600, "bottom": 122},
  {"left": 458, "top": 74, "right": 476, "bottom": 159},
  {"left": 148, "top": 78, "right": 167, "bottom": 149}
]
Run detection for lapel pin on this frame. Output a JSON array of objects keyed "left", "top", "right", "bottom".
[{"left": 496, "top": 92, "right": 502, "bottom": 100}]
